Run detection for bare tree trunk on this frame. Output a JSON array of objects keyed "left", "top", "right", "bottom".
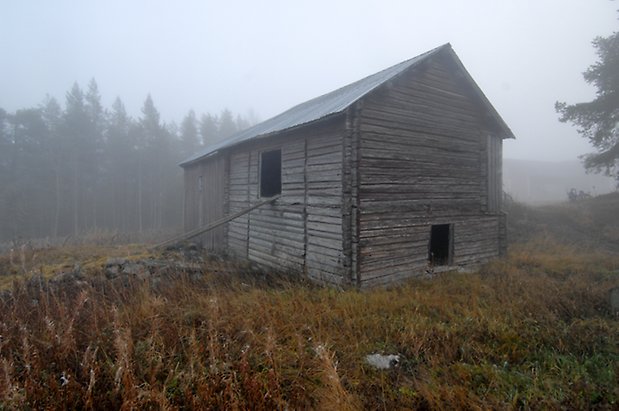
[
  {"left": 53, "top": 168, "right": 60, "bottom": 238},
  {"left": 93, "top": 155, "right": 99, "bottom": 231},
  {"left": 138, "top": 153, "right": 143, "bottom": 235},
  {"left": 112, "top": 174, "right": 119, "bottom": 231},
  {"left": 73, "top": 160, "right": 79, "bottom": 237},
  {"left": 93, "top": 185, "right": 98, "bottom": 232}
]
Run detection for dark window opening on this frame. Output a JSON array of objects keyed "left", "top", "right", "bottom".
[
  {"left": 260, "top": 149, "right": 281, "bottom": 197},
  {"left": 429, "top": 224, "right": 452, "bottom": 266}
]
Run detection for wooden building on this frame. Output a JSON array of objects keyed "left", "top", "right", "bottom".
[{"left": 180, "top": 44, "right": 515, "bottom": 287}]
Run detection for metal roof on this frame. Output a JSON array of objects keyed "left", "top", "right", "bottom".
[{"left": 180, "top": 43, "right": 514, "bottom": 167}]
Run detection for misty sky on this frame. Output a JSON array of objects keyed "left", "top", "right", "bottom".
[{"left": 1, "top": 1, "right": 617, "bottom": 161}]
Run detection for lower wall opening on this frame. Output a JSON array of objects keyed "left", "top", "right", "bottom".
[{"left": 429, "top": 224, "right": 453, "bottom": 266}]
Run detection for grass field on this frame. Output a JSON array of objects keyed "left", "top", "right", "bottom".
[{"left": 0, "top": 195, "right": 618, "bottom": 409}]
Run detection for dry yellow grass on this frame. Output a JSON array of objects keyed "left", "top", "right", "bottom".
[
  {"left": 0, "top": 243, "right": 155, "bottom": 289},
  {"left": 0, "top": 239, "right": 617, "bottom": 409}
]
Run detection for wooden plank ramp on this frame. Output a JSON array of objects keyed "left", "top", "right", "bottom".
[{"left": 153, "top": 195, "right": 281, "bottom": 249}]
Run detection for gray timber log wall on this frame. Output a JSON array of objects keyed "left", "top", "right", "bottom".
[
  {"left": 183, "top": 156, "right": 226, "bottom": 250},
  {"left": 182, "top": 49, "right": 509, "bottom": 287},
  {"left": 226, "top": 119, "right": 346, "bottom": 285},
  {"left": 356, "top": 54, "right": 505, "bottom": 286}
]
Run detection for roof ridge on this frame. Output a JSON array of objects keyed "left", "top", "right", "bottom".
[
  {"left": 284, "top": 43, "right": 451, "bottom": 112},
  {"left": 180, "top": 43, "right": 452, "bottom": 166}
]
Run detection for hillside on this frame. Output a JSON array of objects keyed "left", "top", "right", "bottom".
[
  {"left": 503, "top": 158, "right": 616, "bottom": 204},
  {"left": 0, "top": 198, "right": 618, "bottom": 409},
  {"left": 506, "top": 191, "right": 619, "bottom": 253}
]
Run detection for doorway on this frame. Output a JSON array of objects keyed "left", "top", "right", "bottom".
[{"left": 429, "top": 224, "right": 453, "bottom": 266}]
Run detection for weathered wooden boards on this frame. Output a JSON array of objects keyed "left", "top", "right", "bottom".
[
  {"left": 355, "top": 54, "right": 505, "bottom": 286},
  {"left": 182, "top": 50, "right": 508, "bottom": 287},
  {"left": 226, "top": 120, "right": 347, "bottom": 284},
  {"left": 183, "top": 155, "right": 226, "bottom": 250}
]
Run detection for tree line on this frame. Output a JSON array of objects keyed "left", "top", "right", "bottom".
[{"left": 0, "top": 79, "right": 255, "bottom": 243}]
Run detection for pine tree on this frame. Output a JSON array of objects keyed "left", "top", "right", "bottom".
[
  {"left": 62, "top": 82, "right": 90, "bottom": 236},
  {"left": 219, "top": 108, "right": 237, "bottom": 140},
  {"left": 106, "top": 97, "right": 135, "bottom": 231},
  {"left": 138, "top": 94, "right": 169, "bottom": 231},
  {"left": 0, "top": 108, "right": 9, "bottom": 239},
  {"left": 5, "top": 108, "right": 53, "bottom": 239},
  {"left": 41, "top": 97, "right": 64, "bottom": 237},
  {"left": 0, "top": 80, "right": 257, "bottom": 241},
  {"left": 85, "top": 79, "right": 104, "bottom": 230},
  {"left": 556, "top": 30, "right": 619, "bottom": 180},
  {"left": 199, "top": 113, "right": 219, "bottom": 147},
  {"left": 235, "top": 113, "right": 250, "bottom": 131},
  {"left": 180, "top": 110, "right": 200, "bottom": 159}
]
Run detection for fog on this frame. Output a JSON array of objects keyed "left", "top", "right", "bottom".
[
  {"left": 0, "top": 1, "right": 617, "bottom": 242},
  {"left": 1, "top": 0, "right": 616, "bottom": 161}
]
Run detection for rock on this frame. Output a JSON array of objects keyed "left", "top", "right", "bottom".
[
  {"left": 365, "top": 353, "right": 400, "bottom": 370},
  {"left": 164, "top": 242, "right": 204, "bottom": 262},
  {"left": 106, "top": 257, "right": 127, "bottom": 266},
  {"left": 105, "top": 258, "right": 127, "bottom": 278},
  {"left": 122, "top": 262, "right": 150, "bottom": 279},
  {"left": 105, "top": 264, "right": 120, "bottom": 278},
  {"left": 142, "top": 258, "right": 162, "bottom": 267},
  {"left": 50, "top": 269, "right": 84, "bottom": 285}
]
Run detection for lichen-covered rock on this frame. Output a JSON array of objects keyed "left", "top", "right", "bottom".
[
  {"left": 365, "top": 353, "right": 400, "bottom": 369},
  {"left": 104, "top": 258, "right": 126, "bottom": 278}
]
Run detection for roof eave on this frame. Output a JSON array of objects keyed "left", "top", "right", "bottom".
[
  {"left": 179, "top": 111, "right": 348, "bottom": 167},
  {"left": 179, "top": 150, "right": 219, "bottom": 168}
]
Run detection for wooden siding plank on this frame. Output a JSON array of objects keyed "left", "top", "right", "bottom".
[
  {"left": 220, "top": 121, "right": 347, "bottom": 285},
  {"left": 182, "top": 156, "right": 227, "bottom": 251},
  {"left": 357, "top": 58, "right": 503, "bottom": 284}
]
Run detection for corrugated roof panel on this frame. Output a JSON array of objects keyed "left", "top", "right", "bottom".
[{"left": 180, "top": 44, "right": 449, "bottom": 166}]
